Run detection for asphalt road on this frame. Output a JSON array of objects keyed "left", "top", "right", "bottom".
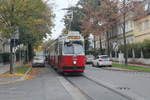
[
  {"left": 0, "top": 65, "right": 150, "bottom": 100},
  {"left": 0, "top": 67, "right": 73, "bottom": 100},
  {"left": 85, "top": 64, "right": 150, "bottom": 100}
]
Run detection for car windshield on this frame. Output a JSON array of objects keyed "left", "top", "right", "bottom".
[
  {"left": 100, "top": 55, "right": 109, "bottom": 59},
  {"left": 34, "top": 56, "right": 44, "bottom": 60},
  {"left": 63, "top": 43, "right": 84, "bottom": 54},
  {"left": 86, "top": 55, "right": 94, "bottom": 58}
]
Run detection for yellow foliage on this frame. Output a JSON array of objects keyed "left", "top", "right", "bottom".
[{"left": 34, "top": 19, "right": 44, "bottom": 24}]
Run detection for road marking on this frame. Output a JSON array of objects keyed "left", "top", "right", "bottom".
[{"left": 58, "top": 76, "right": 88, "bottom": 100}]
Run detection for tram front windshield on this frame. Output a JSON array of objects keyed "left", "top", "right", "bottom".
[{"left": 63, "top": 42, "right": 84, "bottom": 55}]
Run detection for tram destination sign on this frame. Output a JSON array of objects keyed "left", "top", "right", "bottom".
[{"left": 67, "top": 36, "right": 80, "bottom": 39}]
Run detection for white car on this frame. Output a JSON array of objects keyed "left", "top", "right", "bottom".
[
  {"left": 32, "top": 56, "right": 45, "bottom": 67},
  {"left": 92, "top": 55, "right": 112, "bottom": 67}
]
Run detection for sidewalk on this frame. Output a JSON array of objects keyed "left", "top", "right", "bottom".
[
  {"left": 0, "top": 63, "right": 10, "bottom": 74},
  {"left": 0, "top": 63, "right": 22, "bottom": 84},
  {"left": 0, "top": 62, "right": 22, "bottom": 74}
]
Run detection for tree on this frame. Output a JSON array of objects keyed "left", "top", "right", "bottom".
[
  {"left": 0, "top": 0, "right": 54, "bottom": 43},
  {"left": 63, "top": 6, "right": 83, "bottom": 32},
  {"left": 0, "top": 0, "right": 54, "bottom": 73},
  {"left": 78, "top": 0, "right": 144, "bottom": 64},
  {"left": 78, "top": 0, "right": 101, "bottom": 51},
  {"left": 118, "top": 0, "right": 144, "bottom": 65}
]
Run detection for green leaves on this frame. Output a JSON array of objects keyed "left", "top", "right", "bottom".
[{"left": 0, "top": 0, "right": 54, "bottom": 46}]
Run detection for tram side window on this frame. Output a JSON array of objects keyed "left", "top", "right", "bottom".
[{"left": 55, "top": 43, "right": 58, "bottom": 55}]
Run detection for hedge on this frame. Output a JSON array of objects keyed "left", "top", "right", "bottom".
[
  {"left": 118, "top": 40, "right": 150, "bottom": 58},
  {"left": 0, "top": 53, "right": 10, "bottom": 63}
]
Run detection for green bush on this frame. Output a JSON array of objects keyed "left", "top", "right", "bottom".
[
  {"left": 86, "top": 48, "right": 105, "bottom": 57},
  {"left": 117, "top": 40, "right": 150, "bottom": 58},
  {"left": 0, "top": 53, "right": 10, "bottom": 63},
  {"left": 0, "top": 55, "right": 2, "bottom": 63},
  {"left": 112, "top": 50, "right": 115, "bottom": 57},
  {"left": 143, "top": 40, "right": 150, "bottom": 58}
]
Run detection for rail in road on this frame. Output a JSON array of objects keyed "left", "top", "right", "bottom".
[
  {"left": 84, "top": 74, "right": 147, "bottom": 100},
  {"left": 59, "top": 73, "right": 147, "bottom": 100},
  {"left": 59, "top": 74, "right": 131, "bottom": 100},
  {"left": 48, "top": 63, "right": 147, "bottom": 100},
  {"left": 58, "top": 76, "right": 93, "bottom": 100}
]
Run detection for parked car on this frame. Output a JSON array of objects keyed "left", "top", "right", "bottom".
[
  {"left": 85, "top": 55, "right": 94, "bottom": 64},
  {"left": 32, "top": 56, "right": 45, "bottom": 67},
  {"left": 92, "top": 55, "right": 112, "bottom": 67}
]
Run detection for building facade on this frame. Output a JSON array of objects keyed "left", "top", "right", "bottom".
[
  {"left": 0, "top": 35, "right": 10, "bottom": 53},
  {"left": 134, "top": 0, "right": 150, "bottom": 43}
]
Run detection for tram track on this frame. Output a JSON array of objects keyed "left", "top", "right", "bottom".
[
  {"left": 49, "top": 63, "right": 146, "bottom": 100},
  {"left": 82, "top": 74, "right": 146, "bottom": 100},
  {"left": 64, "top": 76, "right": 95, "bottom": 100},
  {"left": 63, "top": 74, "right": 131, "bottom": 100},
  {"left": 82, "top": 75, "right": 131, "bottom": 100},
  {"left": 63, "top": 73, "right": 147, "bottom": 100},
  {"left": 59, "top": 76, "right": 94, "bottom": 100}
]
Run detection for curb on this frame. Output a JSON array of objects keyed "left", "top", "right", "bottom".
[
  {"left": 20, "top": 67, "right": 32, "bottom": 80},
  {"left": 92, "top": 66, "right": 135, "bottom": 72},
  {"left": 0, "top": 67, "right": 32, "bottom": 85},
  {"left": 97, "top": 66, "right": 150, "bottom": 73},
  {"left": 84, "top": 74, "right": 147, "bottom": 100},
  {"left": 107, "top": 67, "right": 150, "bottom": 73},
  {"left": 102, "top": 67, "right": 136, "bottom": 72}
]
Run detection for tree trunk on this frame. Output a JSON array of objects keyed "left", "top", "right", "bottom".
[
  {"left": 99, "top": 35, "right": 102, "bottom": 55},
  {"left": 132, "top": 49, "right": 135, "bottom": 58},
  {"left": 140, "top": 50, "right": 144, "bottom": 58},
  {"left": 106, "top": 32, "right": 110, "bottom": 56},
  {"left": 93, "top": 35, "right": 96, "bottom": 49},
  {"left": 28, "top": 43, "right": 34, "bottom": 62},
  {"left": 10, "top": 44, "right": 13, "bottom": 74},
  {"left": 123, "top": 0, "right": 128, "bottom": 65}
]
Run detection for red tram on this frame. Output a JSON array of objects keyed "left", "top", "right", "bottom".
[{"left": 47, "top": 31, "right": 85, "bottom": 74}]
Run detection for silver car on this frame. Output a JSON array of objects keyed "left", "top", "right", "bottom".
[{"left": 32, "top": 56, "right": 45, "bottom": 67}]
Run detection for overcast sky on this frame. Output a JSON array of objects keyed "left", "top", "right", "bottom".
[{"left": 50, "top": 0, "right": 79, "bottom": 39}]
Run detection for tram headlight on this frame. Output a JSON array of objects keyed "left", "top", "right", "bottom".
[{"left": 73, "top": 61, "right": 77, "bottom": 64}]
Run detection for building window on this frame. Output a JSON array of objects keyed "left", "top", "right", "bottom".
[
  {"left": 126, "top": 20, "right": 133, "bottom": 32},
  {"left": 143, "top": 20, "right": 149, "bottom": 30},
  {"left": 145, "top": 3, "right": 149, "bottom": 11},
  {"left": 138, "top": 20, "right": 149, "bottom": 31},
  {"left": 118, "top": 25, "right": 123, "bottom": 34}
]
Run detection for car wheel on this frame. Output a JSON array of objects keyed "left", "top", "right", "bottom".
[
  {"left": 92, "top": 63, "right": 95, "bottom": 67},
  {"left": 32, "top": 65, "right": 35, "bottom": 67},
  {"left": 97, "top": 63, "right": 102, "bottom": 68},
  {"left": 97, "top": 63, "right": 99, "bottom": 67}
]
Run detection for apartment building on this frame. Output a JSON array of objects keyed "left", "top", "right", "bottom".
[
  {"left": 88, "top": 0, "right": 150, "bottom": 55},
  {"left": 134, "top": 0, "right": 150, "bottom": 43}
]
